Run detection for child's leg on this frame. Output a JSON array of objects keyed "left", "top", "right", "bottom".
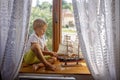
[
  {"left": 33, "top": 57, "right": 57, "bottom": 71},
  {"left": 32, "top": 63, "right": 44, "bottom": 71},
  {"left": 31, "top": 43, "right": 56, "bottom": 71}
]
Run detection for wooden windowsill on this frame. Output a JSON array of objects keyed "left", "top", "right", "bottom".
[{"left": 19, "top": 60, "right": 90, "bottom": 75}]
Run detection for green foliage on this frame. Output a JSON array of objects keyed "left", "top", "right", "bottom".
[
  {"left": 40, "top": 2, "right": 51, "bottom": 10},
  {"left": 62, "top": 28, "right": 76, "bottom": 33},
  {"left": 46, "top": 38, "right": 52, "bottom": 50},
  {"left": 62, "top": 0, "right": 73, "bottom": 11}
]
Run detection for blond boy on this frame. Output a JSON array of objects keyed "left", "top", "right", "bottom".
[{"left": 24, "top": 18, "right": 57, "bottom": 71}]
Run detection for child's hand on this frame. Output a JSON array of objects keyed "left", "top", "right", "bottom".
[{"left": 50, "top": 52, "right": 57, "bottom": 57}]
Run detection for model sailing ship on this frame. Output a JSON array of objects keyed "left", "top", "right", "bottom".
[{"left": 57, "top": 35, "right": 84, "bottom": 66}]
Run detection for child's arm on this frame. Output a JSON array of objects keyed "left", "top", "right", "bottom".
[
  {"left": 42, "top": 51, "right": 57, "bottom": 57},
  {"left": 43, "top": 45, "right": 57, "bottom": 57}
]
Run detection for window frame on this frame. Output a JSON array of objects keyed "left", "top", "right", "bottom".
[{"left": 52, "top": 0, "right": 62, "bottom": 52}]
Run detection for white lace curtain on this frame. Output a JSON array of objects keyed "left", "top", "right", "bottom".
[
  {"left": 0, "top": 0, "right": 32, "bottom": 80},
  {"left": 72, "top": 0, "right": 120, "bottom": 80}
]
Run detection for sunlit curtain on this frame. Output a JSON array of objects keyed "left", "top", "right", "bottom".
[
  {"left": 72, "top": 0, "right": 120, "bottom": 80},
  {"left": 0, "top": 0, "right": 32, "bottom": 80}
]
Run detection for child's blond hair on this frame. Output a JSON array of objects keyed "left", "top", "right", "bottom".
[{"left": 33, "top": 18, "right": 47, "bottom": 28}]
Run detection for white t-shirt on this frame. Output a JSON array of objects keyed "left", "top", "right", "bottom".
[{"left": 25, "top": 33, "right": 46, "bottom": 53}]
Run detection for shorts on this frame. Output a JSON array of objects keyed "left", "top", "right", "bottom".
[{"left": 24, "top": 49, "right": 51, "bottom": 64}]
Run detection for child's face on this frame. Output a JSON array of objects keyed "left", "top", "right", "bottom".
[{"left": 35, "top": 25, "right": 47, "bottom": 37}]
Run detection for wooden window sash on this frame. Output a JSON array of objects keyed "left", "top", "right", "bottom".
[{"left": 52, "top": 0, "right": 62, "bottom": 52}]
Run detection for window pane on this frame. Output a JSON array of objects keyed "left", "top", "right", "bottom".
[
  {"left": 62, "top": 0, "right": 76, "bottom": 42},
  {"left": 62, "top": 0, "right": 83, "bottom": 58},
  {"left": 30, "top": 0, "right": 53, "bottom": 50}
]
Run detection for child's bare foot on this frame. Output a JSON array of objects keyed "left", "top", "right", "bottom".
[
  {"left": 32, "top": 64, "right": 39, "bottom": 71},
  {"left": 32, "top": 63, "right": 44, "bottom": 71}
]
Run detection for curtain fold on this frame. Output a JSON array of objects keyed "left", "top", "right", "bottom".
[
  {"left": 72, "top": 0, "right": 119, "bottom": 80},
  {"left": 0, "top": 0, "right": 32, "bottom": 80},
  {"left": 0, "top": 0, "right": 14, "bottom": 70}
]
